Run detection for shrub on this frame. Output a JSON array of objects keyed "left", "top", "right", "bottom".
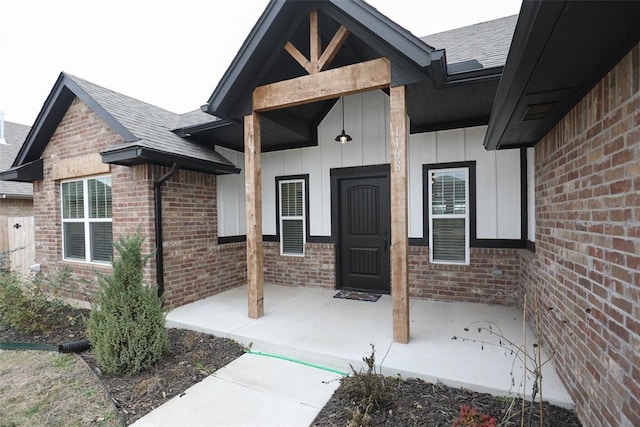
[
  {"left": 87, "top": 230, "right": 168, "bottom": 375},
  {"left": 339, "top": 344, "right": 400, "bottom": 413},
  {"left": 452, "top": 405, "right": 497, "bottom": 427},
  {"left": 0, "top": 265, "right": 70, "bottom": 334}
]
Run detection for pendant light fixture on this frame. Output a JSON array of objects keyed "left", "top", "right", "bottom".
[{"left": 334, "top": 97, "right": 352, "bottom": 144}]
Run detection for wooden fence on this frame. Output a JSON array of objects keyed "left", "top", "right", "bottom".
[{"left": 1, "top": 216, "right": 35, "bottom": 277}]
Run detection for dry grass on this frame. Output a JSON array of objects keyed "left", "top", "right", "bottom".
[{"left": 0, "top": 349, "right": 121, "bottom": 426}]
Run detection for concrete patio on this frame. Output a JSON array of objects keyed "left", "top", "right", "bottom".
[{"left": 166, "top": 284, "right": 573, "bottom": 409}]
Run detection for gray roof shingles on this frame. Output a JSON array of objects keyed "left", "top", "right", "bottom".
[
  {"left": 66, "top": 74, "right": 237, "bottom": 168},
  {"left": 421, "top": 15, "right": 518, "bottom": 69},
  {"left": 0, "top": 121, "right": 32, "bottom": 197}
]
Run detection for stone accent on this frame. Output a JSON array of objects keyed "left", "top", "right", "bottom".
[{"left": 520, "top": 43, "right": 639, "bottom": 427}]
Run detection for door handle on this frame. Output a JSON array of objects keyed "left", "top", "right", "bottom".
[{"left": 383, "top": 238, "right": 388, "bottom": 252}]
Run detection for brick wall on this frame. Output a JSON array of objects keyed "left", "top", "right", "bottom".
[
  {"left": 35, "top": 99, "right": 119, "bottom": 301},
  {"left": 264, "top": 242, "right": 335, "bottom": 288},
  {"left": 33, "top": 98, "right": 249, "bottom": 307},
  {"left": 0, "top": 198, "right": 33, "bottom": 217},
  {"left": 215, "top": 242, "right": 248, "bottom": 292},
  {"left": 160, "top": 168, "right": 239, "bottom": 308},
  {"left": 409, "top": 246, "right": 520, "bottom": 305},
  {"left": 261, "top": 240, "right": 519, "bottom": 304},
  {"left": 520, "top": 43, "right": 639, "bottom": 427}
]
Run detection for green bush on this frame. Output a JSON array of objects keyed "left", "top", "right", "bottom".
[
  {"left": 87, "top": 230, "right": 169, "bottom": 375},
  {"left": 0, "top": 264, "right": 69, "bottom": 334}
]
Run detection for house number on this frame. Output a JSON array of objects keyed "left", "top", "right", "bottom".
[{"left": 394, "top": 126, "right": 401, "bottom": 172}]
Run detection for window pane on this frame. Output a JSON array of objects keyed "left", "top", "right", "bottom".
[
  {"left": 89, "top": 177, "right": 112, "bottom": 219},
  {"left": 64, "top": 222, "right": 85, "bottom": 260},
  {"left": 432, "top": 171, "right": 466, "bottom": 214},
  {"left": 281, "top": 181, "right": 303, "bottom": 217},
  {"left": 62, "top": 181, "right": 84, "bottom": 219},
  {"left": 432, "top": 218, "right": 466, "bottom": 262},
  {"left": 90, "top": 222, "right": 113, "bottom": 262},
  {"left": 282, "top": 219, "right": 303, "bottom": 255}
]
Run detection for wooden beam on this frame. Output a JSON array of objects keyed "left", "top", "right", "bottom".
[
  {"left": 318, "top": 26, "right": 349, "bottom": 72},
  {"left": 244, "top": 112, "right": 264, "bottom": 319},
  {"left": 390, "top": 85, "right": 409, "bottom": 344},
  {"left": 52, "top": 153, "right": 109, "bottom": 180},
  {"left": 309, "top": 10, "right": 320, "bottom": 73},
  {"left": 284, "top": 41, "right": 312, "bottom": 74},
  {"left": 253, "top": 58, "right": 390, "bottom": 112}
]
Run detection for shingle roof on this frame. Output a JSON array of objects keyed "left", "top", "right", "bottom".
[
  {"left": 173, "top": 109, "right": 221, "bottom": 131},
  {"left": 422, "top": 15, "right": 518, "bottom": 69},
  {"left": 0, "top": 121, "right": 32, "bottom": 197},
  {"left": 66, "top": 74, "right": 237, "bottom": 169}
]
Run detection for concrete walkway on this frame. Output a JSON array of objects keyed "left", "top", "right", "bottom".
[
  {"left": 133, "top": 352, "right": 342, "bottom": 426},
  {"left": 133, "top": 284, "right": 574, "bottom": 426}
]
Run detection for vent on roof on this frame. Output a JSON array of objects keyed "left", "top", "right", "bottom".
[
  {"left": 0, "top": 111, "right": 6, "bottom": 144},
  {"left": 522, "top": 103, "right": 554, "bottom": 121}
]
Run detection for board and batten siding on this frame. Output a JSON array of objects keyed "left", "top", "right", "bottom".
[{"left": 217, "top": 91, "right": 522, "bottom": 240}]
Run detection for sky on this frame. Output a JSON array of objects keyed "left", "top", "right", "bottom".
[{"left": 0, "top": 0, "right": 521, "bottom": 126}]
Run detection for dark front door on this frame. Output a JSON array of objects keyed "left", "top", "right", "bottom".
[{"left": 336, "top": 172, "right": 390, "bottom": 293}]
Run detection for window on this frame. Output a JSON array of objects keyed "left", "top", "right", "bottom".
[
  {"left": 278, "top": 178, "right": 306, "bottom": 256},
  {"left": 428, "top": 167, "right": 469, "bottom": 264},
  {"left": 61, "top": 176, "right": 113, "bottom": 263}
]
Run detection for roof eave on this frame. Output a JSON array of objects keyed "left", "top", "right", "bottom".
[
  {"left": 100, "top": 146, "right": 240, "bottom": 175},
  {"left": 0, "top": 159, "right": 44, "bottom": 182}
]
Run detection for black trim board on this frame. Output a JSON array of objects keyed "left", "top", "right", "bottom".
[
  {"left": 275, "top": 174, "right": 310, "bottom": 247},
  {"left": 217, "top": 234, "right": 334, "bottom": 245},
  {"left": 422, "top": 161, "right": 477, "bottom": 248}
]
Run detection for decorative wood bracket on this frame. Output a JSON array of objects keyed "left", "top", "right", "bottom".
[{"left": 284, "top": 10, "right": 350, "bottom": 74}]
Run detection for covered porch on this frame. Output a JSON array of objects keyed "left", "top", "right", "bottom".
[{"left": 166, "top": 284, "right": 573, "bottom": 408}]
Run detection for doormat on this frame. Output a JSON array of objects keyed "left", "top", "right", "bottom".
[{"left": 333, "top": 290, "right": 381, "bottom": 302}]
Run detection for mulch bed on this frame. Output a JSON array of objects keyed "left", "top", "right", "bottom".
[{"left": 1, "top": 303, "right": 582, "bottom": 426}]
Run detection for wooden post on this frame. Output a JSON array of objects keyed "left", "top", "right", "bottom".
[
  {"left": 390, "top": 85, "right": 409, "bottom": 343},
  {"left": 245, "top": 112, "right": 264, "bottom": 318}
]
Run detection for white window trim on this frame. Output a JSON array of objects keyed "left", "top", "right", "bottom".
[
  {"left": 278, "top": 178, "right": 306, "bottom": 257},
  {"left": 428, "top": 167, "right": 470, "bottom": 265},
  {"left": 60, "top": 175, "right": 112, "bottom": 265}
]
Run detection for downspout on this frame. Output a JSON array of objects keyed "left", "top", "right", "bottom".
[{"left": 154, "top": 163, "right": 179, "bottom": 298}]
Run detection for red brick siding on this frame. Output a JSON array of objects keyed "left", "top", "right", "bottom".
[
  {"left": 33, "top": 98, "right": 249, "bottom": 307},
  {"left": 520, "top": 43, "right": 640, "bottom": 427},
  {"left": 410, "top": 246, "right": 520, "bottom": 305},
  {"left": 35, "top": 99, "right": 119, "bottom": 301},
  {"left": 264, "top": 242, "right": 335, "bottom": 288},
  {"left": 0, "top": 199, "right": 33, "bottom": 217},
  {"left": 215, "top": 242, "right": 248, "bottom": 290},
  {"left": 262, "top": 241, "right": 519, "bottom": 304},
  {"left": 160, "top": 169, "right": 230, "bottom": 308}
]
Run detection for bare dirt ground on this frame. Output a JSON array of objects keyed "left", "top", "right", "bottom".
[{"left": 1, "top": 304, "right": 582, "bottom": 426}]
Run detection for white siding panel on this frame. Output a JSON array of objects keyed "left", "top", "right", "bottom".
[
  {"left": 340, "top": 94, "right": 364, "bottom": 167},
  {"left": 464, "top": 127, "right": 498, "bottom": 239},
  {"left": 407, "top": 132, "right": 436, "bottom": 238},
  {"left": 283, "top": 150, "right": 302, "bottom": 176},
  {"left": 496, "top": 149, "right": 521, "bottom": 239},
  {"left": 320, "top": 104, "right": 342, "bottom": 235},
  {"left": 527, "top": 147, "right": 535, "bottom": 241},
  {"left": 362, "top": 91, "right": 388, "bottom": 165},
  {"left": 436, "top": 128, "right": 464, "bottom": 163},
  {"left": 262, "top": 151, "right": 282, "bottom": 236},
  {"left": 301, "top": 146, "right": 323, "bottom": 236},
  {"left": 216, "top": 147, "right": 245, "bottom": 237}
]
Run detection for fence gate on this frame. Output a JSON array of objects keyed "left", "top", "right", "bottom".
[{"left": 7, "top": 216, "right": 35, "bottom": 277}]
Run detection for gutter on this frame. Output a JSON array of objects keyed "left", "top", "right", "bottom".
[{"left": 154, "top": 163, "right": 179, "bottom": 299}]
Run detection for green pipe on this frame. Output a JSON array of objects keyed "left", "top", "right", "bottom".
[
  {"left": 0, "top": 342, "right": 58, "bottom": 351},
  {"left": 246, "top": 349, "right": 349, "bottom": 377}
]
